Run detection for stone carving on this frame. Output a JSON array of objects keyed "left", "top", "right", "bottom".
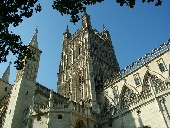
[
  {"left": 120, "top": 86, "right": 134, "bottom": 109},
  {"left": 104, "top": 41, "right": 170, "bottom": 87},
  {"left": 143, "top": 72, "right": 167, "bottom": 94}
]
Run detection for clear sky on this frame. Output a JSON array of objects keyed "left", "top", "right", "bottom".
[{"left": 0, "top": 0, "right": 170, "bottom": 91}]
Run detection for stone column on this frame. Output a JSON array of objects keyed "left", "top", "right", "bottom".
[
  {"left": 158, "top": 97, "right": 170, "bottom": 128},
  {"left": 47, "top": 90, "right": 53, "bottom": 128}
]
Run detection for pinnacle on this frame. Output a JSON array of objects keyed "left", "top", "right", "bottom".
[
  {"left": 29, "top": 28, "right": 39, "bottom": 49},
  {"left": 66, "top": 25, "right": 69, "bottom": 33},
  {"left": 1, "top": 61, "right": 12, "bottom": 83}
]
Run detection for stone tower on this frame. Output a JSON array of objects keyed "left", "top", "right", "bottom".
[
  {"left": 3, "top": 29, "right": 42, "bottom": 128},
  {"left": 57, "top": 12, "right": 120, "bottom": 111},
  {"left": 0, "top": 62, "right": 12, "bottom": 100}
]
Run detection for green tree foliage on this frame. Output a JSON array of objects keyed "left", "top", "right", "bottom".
[
  {"left": 0, "top": 0, "right": 41, "bottom": 70},
  {"left": 0, "top": 0, "right": 162, "bottom": 70},
  {"left": 52, "top": 0, "right": 162, "bottom": 23}
]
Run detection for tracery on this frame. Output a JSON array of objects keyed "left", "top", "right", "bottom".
[{"left": 75, "top": 120, "right": 86, "bottom": 128}]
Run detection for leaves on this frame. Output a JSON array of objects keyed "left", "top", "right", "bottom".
[
  {"left": 0, "top": 0, "right": 163, "bottom": 70},
  {"left": 52, "top": 0, "right": 162, "bottom": 23},
  {"left": 52, "top": 0, "right": 105, "bottom": 23},
  {"left": 0, "top": 0, "right": 41, "bottom": 70}
]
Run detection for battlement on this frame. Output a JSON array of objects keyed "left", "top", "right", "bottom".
[
  {"left": 23, "top": 100, "right": 98, "bottom": 122},
  {"left": 36, "top": 82, "right": 68, "bottom": 101},
  {"left": 104, "top": 40, "right": 170, "bottom": 87},
  {"left": 64, "top": 26, "right": 111, "bottom": 44}
]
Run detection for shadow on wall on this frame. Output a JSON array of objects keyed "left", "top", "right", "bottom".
[{"left": 100, "top": 71, "right": 170, "bottom": 128}]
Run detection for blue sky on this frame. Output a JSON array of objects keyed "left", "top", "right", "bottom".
[{"left": 0, "top": 0, "right": 170, "bottom": 91}]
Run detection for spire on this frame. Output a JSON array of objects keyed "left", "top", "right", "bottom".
[
  {"left": 83, "top": 9, "right": 87, "bottom": 16},
  {"left": 66, "top": 25, "right": 69, "bottom": 33},
  {"left": 103, "top": 24, "right": 106, "bottom": 31},
  {"left": 1, "top": 61, "right": 12, "bottom": 83},
  {"left": 101, "top": 25, "right": 111, "bottom": 40},
  {"left": 81, "top": 11, "right": 91, "bottom": 29},
  {"left": 29, "top": 28, "right": 38, "bottom": 49},
  {"left": 63, "top": 25, "right": 71, "bottom": 39}
]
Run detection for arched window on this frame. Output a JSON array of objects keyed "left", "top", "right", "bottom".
[
  {"left": 70, "top": 54, "right": 72, "bottom": 63},
  {"left": 78, "top": 47, "right": 81, "bottom": 55},
  {"left": 158, "top": 63, "right": 165, "bottom": 72},
  {"left": 79, "top": 76, "right": 84, "bottom": 86},
  {"left": 120, "top": 86, "right": 134, "bottom": 109},
  {"left": 143, "top": 72, "right": 166, "bottom": 94},
  {"left": 133, "top": 73, "right": 141, "bottom": 86},
  {"left": 157, "top": 58, "right": 166, "bottom": 72},
  {"left": 75, "top": 120, "right": 86, "bottom": 128}
]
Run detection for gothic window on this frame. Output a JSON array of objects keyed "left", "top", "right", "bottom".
[
  {"left": 75, "top": 120, "right": 86, "bottom": 128},
  {"left": 64, "top": 85, "right": 67, "bottom": 96},
  {"left": 78, "top": 47, "right": 81, "bottom": 55},
  {"left": 79, "top": 76, "right": 84, "bottom": 86},
  {"left": 64, "top": 55, "right": 68, "bottom": 67},
  {"left": 81, "top": 86, "right": 84, "bottom": 98},
  {"left": 68, "top": 79, "right": 72, "bottom": 92},
  {"left": 143, "top": 72, "right": 166, "bottom": 94},
  {"left": 112, "top": 88, "right": 119, "bottom": 105},
  {"left": 134, "top": 78, "right": 140, "bottom": 85},
  {"left": 70, "top": 54, "right": 72, "bottom": 64},
  {"left": 158, "top": 63, "right": 165, "bottom": 72},
  {"left": 133, "top": 73, "right": 141, "bottom": 86},
  {"left": 157, "top": 58, "right": 166, "bottom": 72},
  {"left": 120, "top": 86, "right": 133, "bottom": 109}
]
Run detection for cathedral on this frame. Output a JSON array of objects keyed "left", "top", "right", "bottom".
[{"left": 0, "top": 12, "right": 170, "bottom": 128}]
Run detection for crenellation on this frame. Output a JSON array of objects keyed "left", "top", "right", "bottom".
[{"left": 104, "top": 41, "right": 170, "bottom": 88}]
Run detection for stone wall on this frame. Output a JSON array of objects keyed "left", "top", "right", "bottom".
[
  {"left": 100, "top": 44, "right": 170, "bottom": 128},
  {"left": 0, "top": 79, "right": 11, "bottom": 100}
]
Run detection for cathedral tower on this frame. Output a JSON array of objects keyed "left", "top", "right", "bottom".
[
  {"left": 57, "top": 13, "right": 120, "bottom": 111},
  {"left": 3, "top": 29, "right": 41, "bottom": 128}
]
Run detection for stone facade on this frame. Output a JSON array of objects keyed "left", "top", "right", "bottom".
[
  {"left": 0, "top": 13, "right": 170, "bottom": 128},
  {"left": 57, "top": 12, "right": 120, "bottom": 113}
]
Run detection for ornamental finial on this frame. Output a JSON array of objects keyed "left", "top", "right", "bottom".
[{"left": 35, "top": 27, "right": 38, "bottom": 34}]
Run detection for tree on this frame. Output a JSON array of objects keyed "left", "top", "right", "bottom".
[
  {"left": 0, "top": 0, "right": 41, "bottom": 70},
  {"left": 0, "top": 0, "right": 162, "bottom": 70},
  {"left": 52, "top": 0, "right": 162, "bottom": 23}
]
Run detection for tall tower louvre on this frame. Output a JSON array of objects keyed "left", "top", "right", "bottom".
[{"left": 57, "top": 12, "right": 120, "bottom": 109}]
